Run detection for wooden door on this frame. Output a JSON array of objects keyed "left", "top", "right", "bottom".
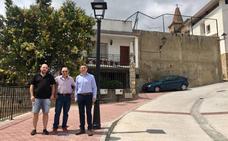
[{"left": 120, "top": 46, "right": 129, "bottom": 65}]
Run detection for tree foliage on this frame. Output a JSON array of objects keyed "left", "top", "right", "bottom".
[{"left": 0, "top": 0, "right": 95, "bottom": 85}]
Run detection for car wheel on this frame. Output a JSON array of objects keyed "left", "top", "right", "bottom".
[
  {"left": 181, "top": 84, "right": 187, "bottom": 90},
  {"left": 154, "top": 86, "right": 160, "bottom": 92}
]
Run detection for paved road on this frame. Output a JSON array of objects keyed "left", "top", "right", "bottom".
[{"left": 109, "top": 82, "right": 228, "bottom": 141}]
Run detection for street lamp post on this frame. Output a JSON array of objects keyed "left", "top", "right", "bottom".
[{"left": 91, "top": 0, "right": 107, "bottom": 129}]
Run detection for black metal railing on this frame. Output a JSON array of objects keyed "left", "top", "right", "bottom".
[
  {"left": 0, "top": 86, "right": 31, "bottom": 121},
  {"left": 87, "top": 53, "right": 130, "bottom": 67}
]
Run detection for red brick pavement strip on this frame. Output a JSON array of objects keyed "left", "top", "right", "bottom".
[{"left": 0, "top": 93, "right": 161, "bottom": 141}]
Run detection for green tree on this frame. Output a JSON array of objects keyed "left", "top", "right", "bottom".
[
  {"left": 0, "top": 0, "right": 95, "bottom": 85},
  {"left": 0, "top": 0, "right": 25, "bottom": 85},
  {"left": 51, "top": 0, "right": 95, "bottom": 75}
]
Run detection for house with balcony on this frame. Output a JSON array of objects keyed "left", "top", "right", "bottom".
[{"left": 87, "top": 19, "right": 138, "bottom": 97}]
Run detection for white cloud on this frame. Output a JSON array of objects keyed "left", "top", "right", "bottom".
[
  {"left": 145, "top": 2, "right": 175, "bottom": 16},
  {"left": 13, "top": 0, "right": 35, "bottom": 8},
  {"left": 0, "top": 0, "right": 211, "bottom": 18},
  {"left": 52, "top": 0, "right": 64, "bottom": 9},
  {"left": 0, "top": 0, "right": 6, "bottom": 16},
  {"left": 0, "top": 0, "right": 211, "bottom": 30}
]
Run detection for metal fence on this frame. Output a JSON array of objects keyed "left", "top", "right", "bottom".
[
  {"left": 124, "top": 12, "right": 218, "bottom": 36},
  {"left": 0, "top": 86, "right": 31, "bottom": 121},
  {"left": 87, "top": 53, "right": 124, "bottom": 67}
]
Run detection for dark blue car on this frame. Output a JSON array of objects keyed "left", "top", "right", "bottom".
[{"left": 142, "top": 75, "right": 189, "bottom": 92}]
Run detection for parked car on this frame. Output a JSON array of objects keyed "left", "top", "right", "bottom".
[{"left": 142, "top": 75, "right": 189, "bottom": 92}]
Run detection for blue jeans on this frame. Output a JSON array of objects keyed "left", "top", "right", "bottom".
[{"left": 53, "top": 94, "right": 71, "bottom": 129}]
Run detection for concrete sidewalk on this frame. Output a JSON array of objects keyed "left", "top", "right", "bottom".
[
  {"left": 109, "top": 82, "right": 228, "bottom": 141},
  {"left": 0, "top": 93, "right": 161, "bottom": 141}
]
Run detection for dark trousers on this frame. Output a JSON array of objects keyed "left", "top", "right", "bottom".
[
  {"left": 77, "top": 94, "right": 93, "bottom": 130},
  {"left": 53, "top": 94, "right": 71, "bottom": 129}
]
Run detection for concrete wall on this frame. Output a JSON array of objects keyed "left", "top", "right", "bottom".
[
  {"left": 135, "top": 31, "right": 222, "bottom": 91},
  {"left": 100, "top": 19, "right": 132, "bottom": 32}
]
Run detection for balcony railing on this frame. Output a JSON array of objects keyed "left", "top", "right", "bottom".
[{"left": 87, "top": 53, "right": 129, "bottom": 68}]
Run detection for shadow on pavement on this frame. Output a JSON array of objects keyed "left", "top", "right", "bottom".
[
  {"left": 47, "top": 127, "right": 110, "bottom": 136},
  {"left": 109, "top": 136, "right": 122, "bottom": 141},
  {"left": 112, "top": 129, "right": 166, "bottom": 134}
]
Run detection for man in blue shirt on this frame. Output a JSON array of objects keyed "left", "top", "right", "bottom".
[{"left": 75, "top": 64, "right": 97, "bottom": 136}]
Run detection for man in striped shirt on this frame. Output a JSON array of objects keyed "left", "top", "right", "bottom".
[{"left": 53, "top": 67, "right": 75, "bottom": 133}]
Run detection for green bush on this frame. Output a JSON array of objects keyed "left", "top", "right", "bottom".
[{"left": 100, "top": 80, "right": 123, "bottom": 89}]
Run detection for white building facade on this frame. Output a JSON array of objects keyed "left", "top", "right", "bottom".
[
  {"left": 89, "top": 19, "right": 139, "bottom": 69},
  {"left": 191, "top": 0, "right": 228, "bottom": 79},
  {"left": 88, "top": 19, "right": 138, "bottom": 96}
]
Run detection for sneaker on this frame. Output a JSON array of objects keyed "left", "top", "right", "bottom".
[
  {"left": 87, "top": 130, "right": 93, "bottom": 136},
  {"left": 75, "top": 129, "right": 85, "bottom": 135},
  {"left": 31, "top": 129, "right": 37, "bottom": 136},
  {"left": 43, "top": 129, "right": 49, "bottom": 135}
]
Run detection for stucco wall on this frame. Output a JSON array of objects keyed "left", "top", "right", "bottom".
[
  {"left": 90, "top": 34, "right": 134, "bottom": 62},
  {"left": 222, "top": 2, "right": 228, "bottom": 54},
  {"left": 100, "top": 19, "right": 132, "bottom": 32},
  {"left": 100, "top": 35, "right": 134, "bottom": 56},
  {"left": 187, "top": 1, "right": 228, "bottom": 79},
  {"left": 136, "top": 31, "right": 222, "bottom": 91},
  {"left": 91, "top": 19, "right": 135, "bottom": 62},
  {"left": 192, "top": 7, "right": 225, "bottom": 53}
]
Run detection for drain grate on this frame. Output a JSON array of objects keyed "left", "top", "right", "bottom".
[
  {"left": 216, "top": 90, "right": 226, "bottom": 93},
  {"left": 146, "top": 129, "right": 166, "bottom": 134}
]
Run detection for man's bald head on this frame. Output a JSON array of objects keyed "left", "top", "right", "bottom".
[{"left": 40, "top": 64, "right": 49, "bottom": 75}]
